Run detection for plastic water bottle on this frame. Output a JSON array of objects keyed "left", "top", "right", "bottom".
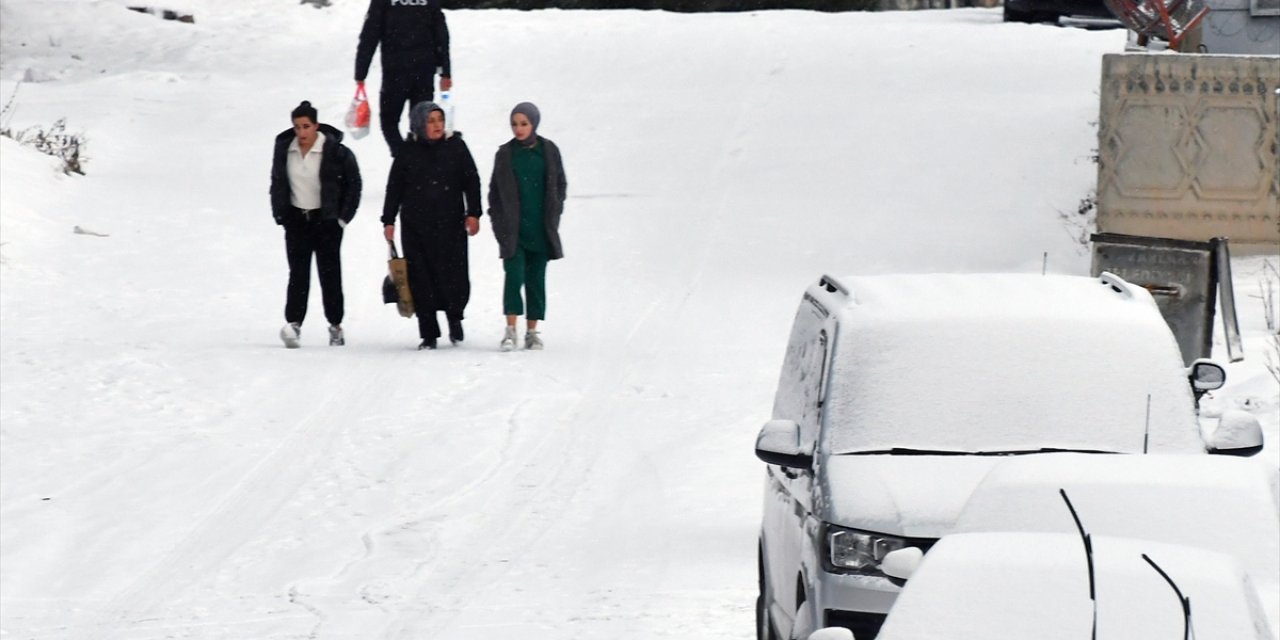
[{"left": 439, "top": 91, "right": 456, "bottom": 135}]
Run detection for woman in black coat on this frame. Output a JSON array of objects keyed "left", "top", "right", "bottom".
[
  {"left": 269, "top": 100, "right": 362, "bottom": 349},
  {"left": 382, "top": 101, "right": 482, "bottom": 350}
]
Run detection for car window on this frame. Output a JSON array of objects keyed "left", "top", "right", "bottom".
[{"left": 773, "top": 302, "right": 828, "bottom": 450}]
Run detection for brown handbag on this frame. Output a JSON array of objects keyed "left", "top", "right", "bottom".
[{"left": 386, "top": 240, "right": 414, "bottom": 318}]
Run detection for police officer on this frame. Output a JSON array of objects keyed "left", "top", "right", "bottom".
[{"left": 354, "top": 0, "right": 453, "bottom": 156}]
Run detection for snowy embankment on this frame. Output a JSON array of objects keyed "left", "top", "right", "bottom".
[{"left": 0, "top": 1, "right": 1275, "bottom": 638}]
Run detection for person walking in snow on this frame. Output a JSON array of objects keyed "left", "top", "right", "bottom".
[
  {"left": 354, "top": 0, "right": 452, "bottom": 157},
  {"left": 270, "top": 100, "right": 362, "bottom": 349},
  {"left": 382, "top": 101, "right": 482, "bottom": 350},
  {"left": 487, "top": 102, "right": 567, "bottom": 352}
]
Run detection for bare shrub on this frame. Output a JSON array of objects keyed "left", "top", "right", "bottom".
[
  {"left": 1, "top": 85, "right": 87, "bottom": 175},
  {"left": 1058, "top": 190, "right": 1097, "bottom": 253},
  {"left": 1260, "top": 260, "right": 1280, "bottom": 384},
  {"left": 11, "top": 119, "right": 86, "bottom": 175},
  {"left": 1266, "top": 334, "right": 1280, "bottom": 385},
  {"left": 1260, "top": 259, "right": 1279, "bottom": 333}
]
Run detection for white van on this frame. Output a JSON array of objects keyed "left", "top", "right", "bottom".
[{"left": 754, "top": 272, "right": 1261, "bottom": 640}]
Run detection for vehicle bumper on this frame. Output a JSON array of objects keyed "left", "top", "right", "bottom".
[{"left": 812, "top": 570, "right": 902, "bottom": 634}]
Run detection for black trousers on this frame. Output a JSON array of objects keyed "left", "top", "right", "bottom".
[
  {"left": 403, "top": 230, "right": 467, "bottom": 341},
  {"left": 380, "top": 71, "right": 435, "bottom": 156},
  {"left": 284, "top": 215, "right": 345, "bottom": 327},
  {"left": 416, "top": 307, "right": 463, "bottom": 342}
]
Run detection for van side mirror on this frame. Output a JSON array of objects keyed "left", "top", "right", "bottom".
[
  {"left": 1207, "top": 410, "right": 1264, "bottom": 456},
  {"left": 1187, "top": 359, "right": 1226, "bottom": 392},
  {"left": 810, "top": 628, "right": 856, "bottom": 640},
  {"left": 755, "top": 419, "right": 812, "bottom": 469},
  {"left": 880, "top": 546, "right": 924, "bottom": 580}
]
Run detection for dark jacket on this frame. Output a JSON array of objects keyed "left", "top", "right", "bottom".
[
  {"left": 270, "top": 124, "right": 362, "bottom": 225},
  {"left": 382, "top": 132, "right": 481, "bottom": 230},
  {"left": 488, "top": 136, "right": 567, "bottom": 260},
  {"left": 355, "top": 0, "right": 451, "bottom": 82},
  {"left": 383, "top": 132, "right": 481, "bottom": 315}
]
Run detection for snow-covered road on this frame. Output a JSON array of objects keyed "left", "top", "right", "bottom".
[{"left": 1, "top": 2, "right": 1274, "bottom": 638}]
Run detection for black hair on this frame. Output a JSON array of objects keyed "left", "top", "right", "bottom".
[{"left": 291, "top": 100, "right": 318, "bottom": 124}]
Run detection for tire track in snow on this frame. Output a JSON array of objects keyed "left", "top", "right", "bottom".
[
  {"left": 283, "top": 398, "right": 532, "bottom": 633},
  {"left": 370, "top": 294, "right": 628, "bottom": 638},
  {"left": 373, "top": 65, "right": 761, "bottom": 640},
  {"left": 87, "top": 354, "right": 389, "bottom": 640},
  {"left": 274, "top": 359, "right": 509, "bottom": 636}
]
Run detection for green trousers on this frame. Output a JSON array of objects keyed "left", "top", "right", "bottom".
[{"left": 503, "top": 247, "right": 548, "bottom": 320}]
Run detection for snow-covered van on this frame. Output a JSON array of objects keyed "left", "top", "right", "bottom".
[{"left": 753, "top": 272, "right": 1263, "bottom": 640}]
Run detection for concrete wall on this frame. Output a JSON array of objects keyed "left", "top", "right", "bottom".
[{"left": 1096, "top": 53, "right": 1280, "bottom": 247}]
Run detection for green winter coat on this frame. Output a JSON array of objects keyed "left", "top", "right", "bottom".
[{"left": 512, "top": 142, "right": 548, "bottom": 253}]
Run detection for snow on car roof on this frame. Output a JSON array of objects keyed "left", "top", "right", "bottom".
[
  {"left": 953, "top": 453, "right": 1280, "bottom": 590},
  {"left": 818, "top": 273, "right": 1204, "bottom": 455},
  {"left": 876, "top": 532, "right": 1275, "bottom": 640},
  {"left": 837, "top": 272, "right": 1161, "bottom": 321}
]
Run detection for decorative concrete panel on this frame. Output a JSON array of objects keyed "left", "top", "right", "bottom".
[
  {"left": 1097, "top": 53, "right": 1280, "bottom": 246},
  {"left": 1112, "top": 101, "right": 1194, "bottom": 197},
  {"left": 1192, "top": 100, "right": 1270, "bottom": 198}
]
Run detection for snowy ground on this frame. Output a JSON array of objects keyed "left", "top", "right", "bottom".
[{"left": 1, "top": 2, "right": 1276, "bottom": 638}]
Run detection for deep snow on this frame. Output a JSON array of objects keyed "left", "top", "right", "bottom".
[{"left": 1, "top": 1, "right": 1277, "bottom": 638}]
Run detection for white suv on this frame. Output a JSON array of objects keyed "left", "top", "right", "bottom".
[{"left": 754, "top": 272, "right": 1260, "bottom": 640}]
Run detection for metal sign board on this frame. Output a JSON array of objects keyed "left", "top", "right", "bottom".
[{"left": 1091, "top": 233, "right": 1217, "bottom": 366}]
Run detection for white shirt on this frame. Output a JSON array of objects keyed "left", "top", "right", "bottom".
[{"left": 286, "top": 130, "right": 325, "bottom": 210}]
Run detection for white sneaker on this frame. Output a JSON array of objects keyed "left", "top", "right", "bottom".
[
  {"left": 280, "top": 322, "right": 301, "bottom": 349},
  {"left": 328, "top": 325, "right": 344, "bottom": 346},
  {"left": 525, "top": 330, "right": 544, "bottom": 351},
  {"left": 500, "top": 326, "right": 517, "bottom": 352}
]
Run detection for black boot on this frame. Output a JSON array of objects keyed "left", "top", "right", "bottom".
[
  {"left": 448, "top": 318, "right": 464, "bottom": 345},
  {"left": 418, "top": 338, "right": 437, "bottom": 350}
]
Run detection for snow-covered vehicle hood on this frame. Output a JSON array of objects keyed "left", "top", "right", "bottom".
[
  {"left": 818, "top": 455, "right": 1008, "bottom": 538},
  {"left": 877, "top": 532, "right": 1276, "bottom": 640},
  {"left": 951, "top": 453, "right": 1280, "bottom": 636}
]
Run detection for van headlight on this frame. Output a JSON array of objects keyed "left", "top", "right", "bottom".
[{"left": 822, "top": 524, "right": 908, "bottom": 575}]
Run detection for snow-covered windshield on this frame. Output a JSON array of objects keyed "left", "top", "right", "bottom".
[{"left": 820, "top": 275, "right": 1204, "bottom": 455}]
